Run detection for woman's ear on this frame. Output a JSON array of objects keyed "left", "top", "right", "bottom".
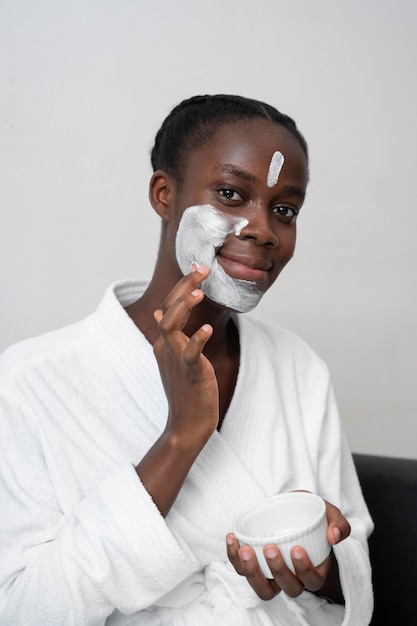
[{"left": 148, "top": 170, "right": 176, "bottom": 221}]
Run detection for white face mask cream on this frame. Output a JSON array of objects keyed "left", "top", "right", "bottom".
[
  {"left": 175, "top": 204, "right": 264, "bottom": 313},
  {"left": 267, "top": 151, "right": 285, "bottom": 187}
]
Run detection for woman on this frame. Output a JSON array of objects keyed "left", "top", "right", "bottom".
[{"left": 0, "top": 95, "right": 373, "bottom": 625}]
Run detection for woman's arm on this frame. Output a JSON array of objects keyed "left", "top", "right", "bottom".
[{"left": 135, "top": 265, "right": 219, "bottom": 517}]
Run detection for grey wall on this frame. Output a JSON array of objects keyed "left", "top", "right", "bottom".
[{"left": 1, "top": 0, "right": 416, "bottom": 458}]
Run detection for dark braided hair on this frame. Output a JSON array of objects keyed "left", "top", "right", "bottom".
[{"left": 151, "top": 94, "right": 308, "bottom": 185}]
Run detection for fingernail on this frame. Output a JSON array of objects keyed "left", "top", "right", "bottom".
[
  {"left": 191, "top": 261, "right": 206, "bottom": 274},
  {"left": 292, "top": 548, "right": 304, "bottom": 560},
  {"left": 333, "top": 527, "right": 341, "bottom": 543},
  {"left": 264, "top": 547, "right": 277, "bottom": 559},
  {"left": 191, "top": 289, "right": 200, "bottom": 297},
  {"left": 240, "top": 549, "right": 252, "bottom": 561},
  {"left": 226, "top": 535, "right": 234, "bottom": 546}
]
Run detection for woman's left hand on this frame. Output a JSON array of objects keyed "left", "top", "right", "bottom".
[{"left": 226, "top": 499, "right": 350, "bottom": 601}]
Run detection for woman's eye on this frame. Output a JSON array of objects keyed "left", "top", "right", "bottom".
[
  {"left": 219, "top": 188, "right": 242, "bottom": 201},
  {"left": 273, "top": 205, "right": 299, "bottom": 220}
]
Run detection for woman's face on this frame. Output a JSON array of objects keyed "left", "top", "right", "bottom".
[{"left": 165, "top": 117, "right": 309, "bottom": 309}]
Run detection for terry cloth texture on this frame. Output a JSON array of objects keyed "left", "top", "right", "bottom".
[{"left": 0, "top": 280, "right": 373, "bottom": 625}]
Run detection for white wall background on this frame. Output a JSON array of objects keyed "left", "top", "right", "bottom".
[{"left": 1, "top": 0, "right": 416, "bottom": 458}]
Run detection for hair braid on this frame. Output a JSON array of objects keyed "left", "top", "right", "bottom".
[{"left": 150, "top": 94, "right": 308, "bottom": 184}]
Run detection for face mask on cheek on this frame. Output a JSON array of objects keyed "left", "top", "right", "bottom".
[{"left": 175, "top": 204, "right": 264, "bottom": 313}]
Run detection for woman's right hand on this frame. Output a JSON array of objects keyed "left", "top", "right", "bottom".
[
  {"left": 153, "top": 264, "right": 219, "bottom": 444},
  {"left": 136, "top": 265, "right": 219, "bottom": 516}
]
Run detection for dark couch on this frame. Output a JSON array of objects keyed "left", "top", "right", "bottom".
[{"left": 353, "top": 453, "right": 417, "bottom": 626}]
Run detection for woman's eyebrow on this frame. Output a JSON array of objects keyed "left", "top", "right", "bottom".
[
  {"left": 215, "top": 164, "right": 258, "bottom": 183},
  {"left": 279, "top": 185, "right": 306, "bottom": 201},
  {"left": 215, "top": 165, "right": 306, "bottom": 200}
]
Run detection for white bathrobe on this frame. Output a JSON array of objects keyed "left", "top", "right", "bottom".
[{"left": 0, "top": 280, "right": 373, "bottom": 625}]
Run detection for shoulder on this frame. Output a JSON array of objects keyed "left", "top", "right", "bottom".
[
  {"left": 0, "top": 278, "right": 146, "bottom": 388},
  {"left": 0, "top": 316, "right": 94, "bottom": 385}
]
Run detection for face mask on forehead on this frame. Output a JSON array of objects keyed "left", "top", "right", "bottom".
[{"left": 175, "top": 204, "right": 263, "bottom": 313}]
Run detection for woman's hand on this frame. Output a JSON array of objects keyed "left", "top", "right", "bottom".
[
  {"left": 226, "top": 498, "right": 350, "bottom": 601},
  {"left": 136, "top": 265, "right": 220, "bottom": 517},
  {"left": 153, "top": 264, "right": 219, "bottom": 443}
]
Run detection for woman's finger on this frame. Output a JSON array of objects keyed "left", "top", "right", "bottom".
[
  {"left": 263, "top": 544, "right": 305, "bottom": 598},
  {"left": 160, "top": 265, "right": 209, "bottom": 314},
  {"left": 226, "top": 534, "right": 281, "bottom": 601},
  {"left": 324, "top": 500, "right": 351, "bottom": 545},
  {"left": 154, "top": 289, "right": 205, "bottom": 355},
  {"left": 182, "top": 324, "right": 213, "bottom": 364},
  {"left": 289, "top": 546, "right": 331, "bottom": 593}
]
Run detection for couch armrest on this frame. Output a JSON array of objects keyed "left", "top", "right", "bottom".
[{"left": 353, "top": 453, "right": 417, "bottom": 626}]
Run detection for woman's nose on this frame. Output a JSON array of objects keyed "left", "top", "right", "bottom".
[{"left": 237, "top": 207, "right": 278, "bottom": 247}]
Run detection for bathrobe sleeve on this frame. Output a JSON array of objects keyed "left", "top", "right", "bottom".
[
  {"left": 310, "top": 381, "right": 374, "bottom": 625},
  {"left": 0, "top": 389, "right": 198, "bottom": 625}
]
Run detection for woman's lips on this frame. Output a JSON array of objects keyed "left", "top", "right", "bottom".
[{"left": 217, "top": 252, "right": 271, "bottom": 283}]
